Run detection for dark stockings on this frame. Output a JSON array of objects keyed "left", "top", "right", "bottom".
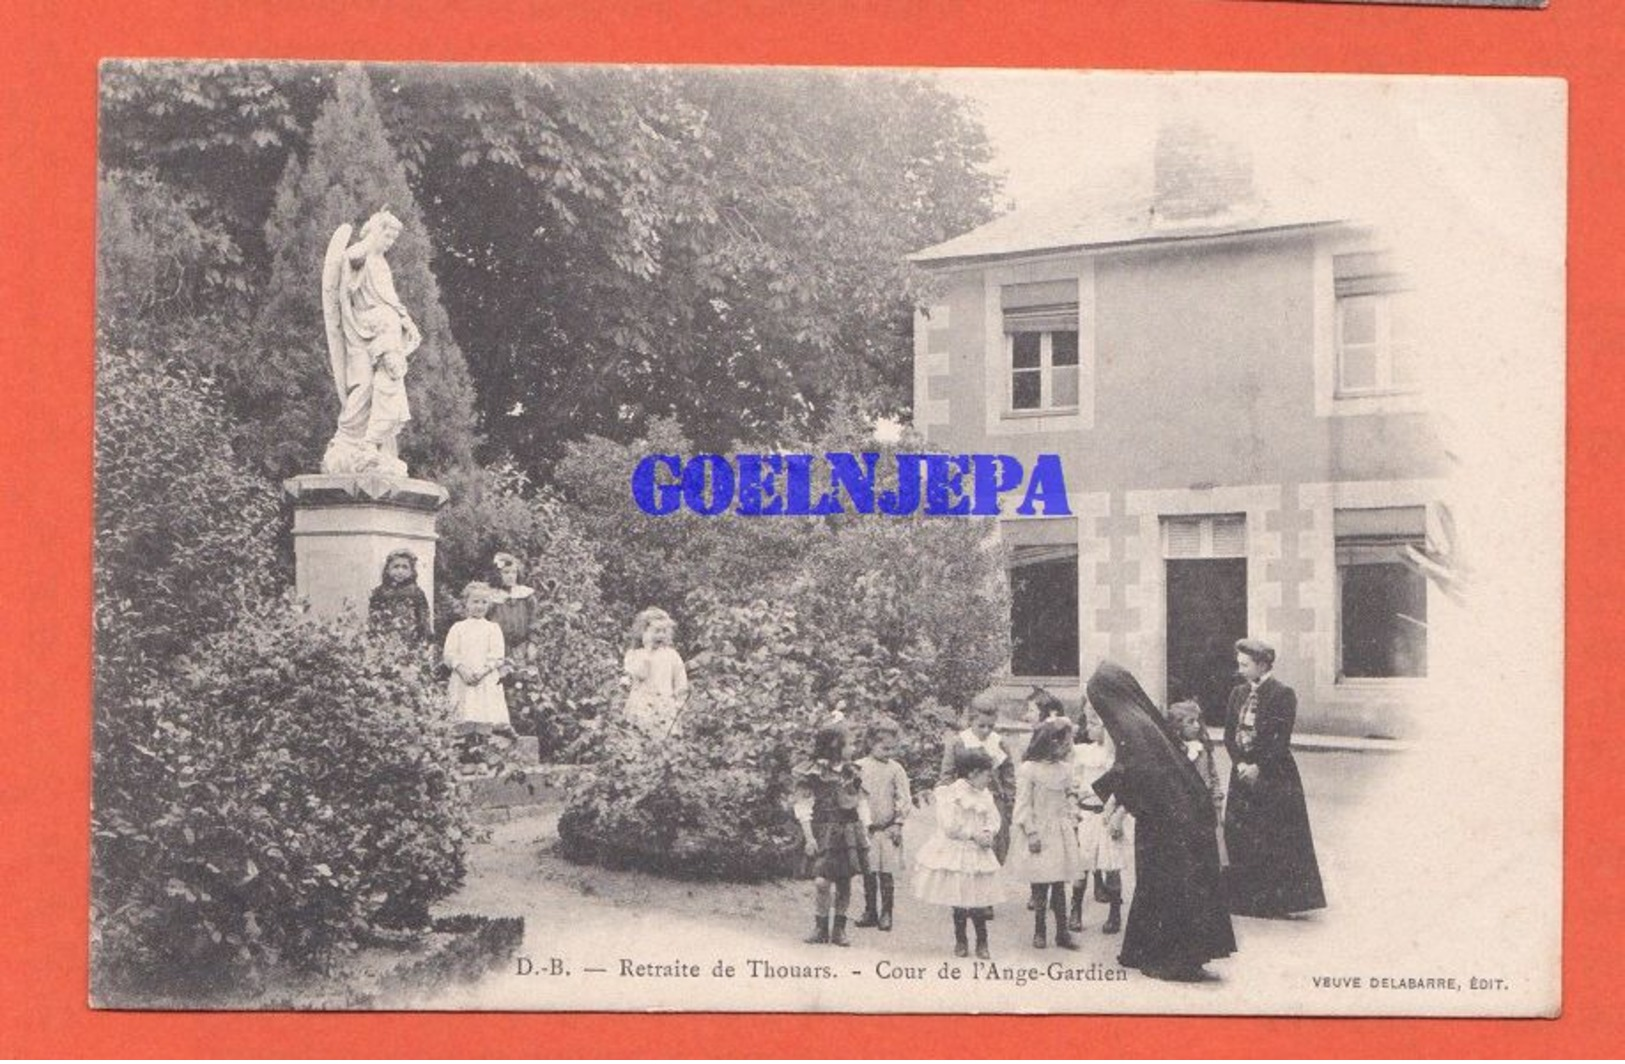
[
  {"left": 950, "top": 907, "right": 989, "bottom": 956},
  {"left": 1031, "top": 882, "right": 1068, "bottom": 941},
  {"left": 858, "top": 873, "right": 880, "bottom": 925}
]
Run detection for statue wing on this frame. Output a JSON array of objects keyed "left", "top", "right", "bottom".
[{"left": 321, "top": 224, "right": 353, "bottom": 403}]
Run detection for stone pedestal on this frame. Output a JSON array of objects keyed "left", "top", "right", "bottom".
[{"left": 284, "top": 473, "right": 450, "bottom": 623}]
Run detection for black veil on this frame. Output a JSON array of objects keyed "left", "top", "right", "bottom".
[{"left": 1085, "top": 660, "right": 1214, "bottom": 833}]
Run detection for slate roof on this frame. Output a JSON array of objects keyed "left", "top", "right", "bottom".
[
  {"left": 908, "top": 187, "right": 1345, "bottom": 267},
  {"left": 910, "top": 123, "right": 1350, "bottom": 267}
]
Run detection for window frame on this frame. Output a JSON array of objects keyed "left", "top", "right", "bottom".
[
  {"left": 1335, "top": 287, "right": 1416, "bottom": 399},
  {"left": 1313, "top": 234, "right": 1427, "bottom": 418},
  {"left": 1333, "top": 511, "right": 1430, "bottom": 683},
  {"left": 1006, "top": 547, "right": 1081, "bottom": 681},
  {"left": 1005, "top": 328, "right": 1082, "bottom": 416}
]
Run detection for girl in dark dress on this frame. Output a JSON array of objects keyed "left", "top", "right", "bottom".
[
  {"left": 1086, "top": 660, "right": 1236, "bottom": 981},
  {"left": 367, "top": 548, "right": 431, "bottom": 644},
  {"left": 792, "top": 720, "right": 871, "bottom": 947},
  {"left": 488, "top": 551, "right": 540, "bottom": 666},
  {"left": 1223, "top": 638, "right": 1327, "bottom": 918}
]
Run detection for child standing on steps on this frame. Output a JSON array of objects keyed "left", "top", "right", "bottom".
[
  {"left": 443, "top": 581, "right": 514, "bottom": 774},
  {"left": 1008, "top": 717, "right": 1084, "bottom": 950},
  {"left": 1071, "top": 705, "right": 1128, "bottom": 934},
  {"left": 914, "top": 748, "right": 1005, "bottom": 959},
  {"left": 792, "top": 720, "right": 871, "bottom": 947},
  {"left": 444, "top": 582, "right": 511, "bottom": 727},
  {"left": 855, "top": 717, "right": 912, "bottom": 932}
]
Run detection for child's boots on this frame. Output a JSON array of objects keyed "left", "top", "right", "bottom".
[
  {"left": 1051, "top": 888, "right": 1081, "bottom": 950},
  {"left": 804, "top": 913, "right": 830, "bottom": 945},
  {"left": 877, "top": 875, "right": 895, "bottom": 932},
  {"left": 854, "top": 874, "right": 880, "bottom": 928},
  {"left": 1102, "top": 901, "right": 1122, "bottom": 934},
  {"left": 1067, "top": 883, "right": 1085, "bottom": 933},
  {"left": 830, "top": 915, "right": 851, "bottom": 947}
]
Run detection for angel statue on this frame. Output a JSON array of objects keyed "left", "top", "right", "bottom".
[{"left": 320, "top": 209, "right": 422, "bottom": 477}]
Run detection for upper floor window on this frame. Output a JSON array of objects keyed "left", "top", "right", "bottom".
[
  {"left": 1334, "top": 252, "right": 1416, "bottom": 397},
  {"left": 1003, "top": 279, "right": 1079, "bottom": 414}
]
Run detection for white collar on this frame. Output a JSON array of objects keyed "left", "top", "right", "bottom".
[{"left": 959, "top": 726, "right": 1007, "bottom": 766}]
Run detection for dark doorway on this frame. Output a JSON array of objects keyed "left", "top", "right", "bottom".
[{"left": 1166, "top": 558, "right": 1248, "bottom": 726}]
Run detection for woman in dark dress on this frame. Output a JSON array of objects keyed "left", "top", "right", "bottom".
[
  {"left": 1086, "top": 660, "right": 1236, "bottom": 981},
  {"left": 1222, "top": 638, "right": 1326, "bottom": 917}
]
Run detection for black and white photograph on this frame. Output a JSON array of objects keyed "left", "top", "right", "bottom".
[{"left": 91, "top": 62, "right": 1564, "bottom": 1014}]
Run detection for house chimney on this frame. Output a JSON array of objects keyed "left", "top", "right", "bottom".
[{"left": 1152, "top": 121, "right": 1258, "bottom": 226}]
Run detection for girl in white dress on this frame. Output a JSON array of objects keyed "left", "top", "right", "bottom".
[
  {"left": 1071, "top": 705, "right": 1129, "bottom": 934},
  {"left": 1008, "top": 717, "right": 1084, "bottom": 950},
  {"left": 443, "top": 582, "right": 511, "bottom": 730},
  {"left": 914, "top": 748, "right": 1005, "bottom": 959},
  {"left": 622, "top": 607, "right": 689, "bottom": 737}
]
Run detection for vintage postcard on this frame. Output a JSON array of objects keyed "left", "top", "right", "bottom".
[{"left": 90, "top": 63, "right": 1564, "bottom": 1016}]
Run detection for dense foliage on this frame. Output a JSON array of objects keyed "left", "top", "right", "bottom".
[
  {"left": 91, "top": 336, "right": 471, "bottom": 999},
  {"left": 91, "top": 606, "right": 470, "bottom": 1001},
  {"left": 434, "top": 463, "right": 621, "bottom": 757},
  {"left": 93, "top": 345, "right": 283, "bottom": 702},
  {"left": 381, "top": 64, "right": 1001, "bottom": 469},
  {"left": 101, "top": 61, "right": 1002, "bottom": 478},
  {"left": 93, "top": 61, "right": 1012, "bottom": 909},
  {"left": 556, "top": 423, "right": 1011, "bottom": 878},
  {"left": 551, "top": 416, "right": 815, "bottom": 631}
]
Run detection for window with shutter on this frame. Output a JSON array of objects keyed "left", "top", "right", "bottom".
[
  {"left": 1333, "top": 252, "right": 1417, "bottom": 397},
  {"left": 1162, "top": 514, "right": 1246, "bottom": 559},
  {"left": 1002, "top": 280, "right": 1081, "bottom": 413}
]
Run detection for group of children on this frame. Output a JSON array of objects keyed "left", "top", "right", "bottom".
[
  {"left": 368, "top": 553, "right": 1229, "bottom": 962},
  {"left": 369, "top": 548, "right": 697, "bottom": 770},
  {"left": 367, "top": 549, "right": 531, "bottom": 771},
  {"left": 792, "top": 695, "right": 1216, "bottom": 960}
]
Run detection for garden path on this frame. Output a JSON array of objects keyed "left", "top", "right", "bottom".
[{"left": 418, "top": 749, "right": 1427, "bottom": 1013}]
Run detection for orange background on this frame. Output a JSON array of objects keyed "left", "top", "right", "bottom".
[{"left": 2, "top": 0, "right": 1618, "bottom": 1056}]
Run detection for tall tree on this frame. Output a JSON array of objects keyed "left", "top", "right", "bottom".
[
  {"left": 98, "top": 61, "right": 331, "bottom": 320},
  {"left": 247, "top": 65, "right": 479, "bottom": 481},
  {"left": 378, "top": 65, "right": 1001, "bottom": 474}
]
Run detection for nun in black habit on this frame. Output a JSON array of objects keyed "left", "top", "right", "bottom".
[{"left": 1085, "top": 661, "right": 1236, "bottom": 981}]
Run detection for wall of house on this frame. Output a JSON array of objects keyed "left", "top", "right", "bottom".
[{"left": 915, "top": 230, "right": 1449, "bottom": 738}]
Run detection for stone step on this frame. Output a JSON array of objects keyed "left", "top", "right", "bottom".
[{"left": 463, "top": 762, "right": 581, "bottom": 822}]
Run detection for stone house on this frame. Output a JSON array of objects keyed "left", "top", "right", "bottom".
[{"left": 908, "top": 126, "right": 1447, "bottom": 738}]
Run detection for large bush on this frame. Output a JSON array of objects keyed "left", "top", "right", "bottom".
[
  {"left": 552, "top": 417, "right": 814, "bottom": 634},
  {"left": 556, "top": 480, "right": 1012, "bottom": 877},
  {"left": 93, "top": 345, "right": 283, "bottom": 703},
  {"left": 557, "top": 597, "right": 817, "bottom": 880},
  {"left": 91, "top": 603, "right": 470, "bottom": 1002}
]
